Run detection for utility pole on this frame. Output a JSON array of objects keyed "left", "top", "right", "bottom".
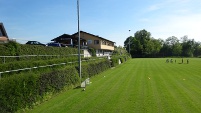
[
  {"left": 77, "top": 0, "right": 81, "bottom": 84},
  {"left": 129, "top": 30, "right": 131, "bottom": 54}
]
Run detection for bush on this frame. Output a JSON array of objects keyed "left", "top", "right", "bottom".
[
  {"left": 0, "top": 43, "right": 79, "bottom": 63},
  {"left": 88, "top": 48, "right": 96, "bottom": 57},
  {"left": 0, "top": 57, "right": 79, "bottom": 78},
  {"left": 0, "top": 59, "right": 111, "bottom": 112},
  {"left": 0, "top": 66, "right": 79, "bottom": 113},
  {"left": 77, "top": 59, "right": 111, "bottom": 81},
  {"left": 111, "top": 55, "right": 130, "bottom": 67},
  {"left": 111, "top": 57, "right": 119, "bottom": 67}
]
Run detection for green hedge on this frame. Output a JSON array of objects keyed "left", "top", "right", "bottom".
[
  {"left": 0, "top": 66, "right": 79, "bottom": 113},
  {"left": 0, "top": 41, "right": 79, "bottom": 64},
  {"left": 0, "top": 59, "right": 111, "bottom": 113},
  {"left": 0, "top": 57, "right": 78, "bottom": 78},
  {"left": 80, "top": 59, "right": 111, "bottom": 81},
  {"left": 111, "top": 55, "right": 130, "bottom": 67}
]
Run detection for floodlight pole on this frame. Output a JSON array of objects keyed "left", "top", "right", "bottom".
[
  {"left": 129, "top": 30, "right": 131, "bottom": 54},
  {"left": 77, "top": 0, "right": 81, "bottom": 84}
]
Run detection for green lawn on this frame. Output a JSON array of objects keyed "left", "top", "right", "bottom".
[{"left": 26, "top": 58, "right": 201, "bottom": 113}]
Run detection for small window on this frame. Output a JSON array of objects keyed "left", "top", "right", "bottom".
[
  {"left": 88, "top": 40, "right": 92, "bottom": 44},
  {"left": 102, "top": 40, "right": 106, "bottom": 45},
  {"left": 94, "top": 40, "right": 99, "bottom": 44}
]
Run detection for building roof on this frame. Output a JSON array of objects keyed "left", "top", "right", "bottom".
[
  {"left": 72, "top": 31, "right": 115, "bottom": 43},
  {"left": 0, "top": 23, "right": 8, "bottom": 38},
  {"left": 51, "top": 34, "right": 73, "bottom": 41}
]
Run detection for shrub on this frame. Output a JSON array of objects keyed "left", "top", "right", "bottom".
[
  {"left": 0, "top": 66, "right": 79, "bottom": 113},
  {"left": 88, "top": 48, "right": 96, "bottom": 57},
  {"left": 76, "top": 59, "right": 111, "bottom": 81},
  {"left": 111, "top": 57, "right": 119, "bottom": 67},
  {"left": 0, "top": 43, "right": 79, "bottom": 63}
]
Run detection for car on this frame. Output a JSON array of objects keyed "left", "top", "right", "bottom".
[
  {"left": 47, "top": 42, "right": 67, "bottom": 47},
  {"left": 26, "top": 41, "right": 46, "bottom": 46}
]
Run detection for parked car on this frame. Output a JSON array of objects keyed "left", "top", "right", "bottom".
[
  {"left": 26, "top": 41, "right": 46, "bottom": 46},
  {"left": 47, "top": 42, "right": 67, "bottom": 47}
]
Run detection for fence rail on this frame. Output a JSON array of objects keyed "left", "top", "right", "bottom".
[
  {"left": 0, "top": 56, "right": 105, "bottom": 79},
  {"left": 0, "top": 54, "right": 92, "bottom": 64}
]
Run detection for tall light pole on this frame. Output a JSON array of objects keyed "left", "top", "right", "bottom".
[
  {"left": 77, "top": 0, "right": 81, "bottom": 84},
  {"left": 129, "top": 30, "right": 131, "bottom": 54}
]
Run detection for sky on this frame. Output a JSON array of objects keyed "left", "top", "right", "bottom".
[{"left": 0, "top": 0, "right": 201, "bottom": 46}]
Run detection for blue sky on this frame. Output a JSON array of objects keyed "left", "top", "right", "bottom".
[{"left": 1, "top": 0, "right": 201, "bottom": 46}]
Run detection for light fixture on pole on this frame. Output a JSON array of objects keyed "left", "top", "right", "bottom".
[
  {"left": 129, "top": 30, "right": 131, "bottom": 54},
  {"left": 77, "top": 0, "right": 81, "bottom": 84}
]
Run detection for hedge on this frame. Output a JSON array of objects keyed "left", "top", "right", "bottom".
[
  {"left": 111, "top": 55, "right": 130, "bottom": 67},
  {"left": 80, "top": 59, "right": 111, "bottom": 81},
  {"left": 0, "top": 59, "right": 111, "bottom": 113},
  {"left": 0, "top": 41, "right": 79, "bottom": 64},
  {"left": 0, "top": 57, "right": 78, "bottom": 78},
  {"left": 0, "top": 66, "right": 79, "bottom": 113}
]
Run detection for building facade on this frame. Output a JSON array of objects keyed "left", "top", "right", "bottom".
[
  {"left": 0, "top": 23, "right": 8, "bottom": 43},
  {"left": 72, "top": 31, "right": 115, "bottom": 57},
  {"left": 52, "top": 31, "right": 115, "bottom": 57}
]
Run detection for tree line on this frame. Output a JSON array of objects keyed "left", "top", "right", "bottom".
[{"left": 124, "top": 29, "right": 201, "bottom": 58}]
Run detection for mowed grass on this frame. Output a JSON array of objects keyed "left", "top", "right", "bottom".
[{"left": 26, "top": 58, "right": 201, "bottom": 113}]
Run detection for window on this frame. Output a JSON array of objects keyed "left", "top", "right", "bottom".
[
  {"left": 102, "top": 40, "right": 106, "bottom": 45},
  {"left": 94, "top": 40, "right": 99, "bottom": 44},
  {"left": 87, "top": 40, "right": 92, "bottom": 44}
]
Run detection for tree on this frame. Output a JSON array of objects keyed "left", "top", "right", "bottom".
[
  {"left": 181, "top": 36, "right": 195, "bottom": 57},
  {"left": 172, "top": 43, "right": 182, "bottom": 56},
  {"left": 113, "top": 45, "right": 129, "bottom": 56},
  {"left": 124, "top": 36, "right": 134, "bottom": 54},
  {"left": 162, "top": 36, "right": 182, "bottom": 56},
  {"left": 133, "top": 29, "right": 152, "bottom": 57},
  {"left": 193, "top": 42, "right": 201, "bottom": 57}
]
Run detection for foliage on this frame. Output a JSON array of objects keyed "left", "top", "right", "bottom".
[
  {"left": 112, "top": 46, "right": 130, "bottom": 56},
  {"left": 124, "top": 29, "right": 201, "bottom": 58},
  {"left": 0, "top": 59, "right": 113, "bottom": 113},
  {"left": 0, "top": 57, "right": 78, "bottom": 78},
  {"left": 0, "top": 66, "right": 79, "bottom": 113},
  {"left": 88, "top": 48, "right": 96, "bottom": 57},
  {"left": 4, "top": 41, "right": 20, "bottom": 56},
  {"left": 124, "top": 29, "right": 163, "bottom": 57},
  {"left": 0, "top": 43, "right": 79, "bottom": 63},
  {"left": 77, "top": 59, "right": 111, "bottom": 81},
  {"left": 111, "top": 55, "right": 130, "bottom": 67}
]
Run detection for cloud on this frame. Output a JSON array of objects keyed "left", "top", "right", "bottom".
[
  {"left": 146, "top": 0, "right": 191, "bottom": 12},
  {"left": 148, "top": 14, "right": 201, "bottom": 41},
  {"left": 139, "top": 18, "right": 149, "bottom": 22},
  {"left": 148, "top": 4, "right": 162, "bottom": 11}
]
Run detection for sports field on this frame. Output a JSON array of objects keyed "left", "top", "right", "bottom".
[{"left": 26, "top": 58, "right": 201, "bottom": 113}]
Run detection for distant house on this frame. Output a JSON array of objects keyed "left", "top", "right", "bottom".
[
  {"left": 0, "top": 23, "right": 9, "bottom": 43},
  {"left": 72, "top": 31, "right": 115, "bottom": 57},
  {"left": 51, "top": 34, "right": 87, "bottom": 47},
  {"left": 52, "top": 31, "right": 115, "bottom": 57}
]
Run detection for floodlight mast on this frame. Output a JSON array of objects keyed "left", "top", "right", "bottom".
[
  {"left": 129, "top": 30, "right": 131, "bottom": 54},
  {"left": 77, "top": 0, "right": 81, "bottom": 84}
]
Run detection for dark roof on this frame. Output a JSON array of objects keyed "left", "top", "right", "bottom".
[
  {"left": 51, "top": 34, "right": 74, "bottom": 41},
  {"left": 0, "top": 23, "right": 8, "bottom": 38},
  {"left": 72, "top": 31, "right": 115, "bottom": 43}
]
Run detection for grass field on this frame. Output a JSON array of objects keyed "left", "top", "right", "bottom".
[{"left": 26, "top": 58, "right": 201, "bottom": 113}]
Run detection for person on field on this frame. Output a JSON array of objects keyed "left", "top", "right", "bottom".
[
  {"left": 175, "top": 59, "right": 176, "bottom": 63},
  {"left": 187, "top": 59, "right": 189, "bottom": 64},
  {"left": 166, "top": 59, "right": 169, "bottom": 63},
  {"left": 182, "top": 58, "right": 183, "bottom": 64},
  {"left": 171, "top": 59, "right": 173, "bottom": 63}
]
